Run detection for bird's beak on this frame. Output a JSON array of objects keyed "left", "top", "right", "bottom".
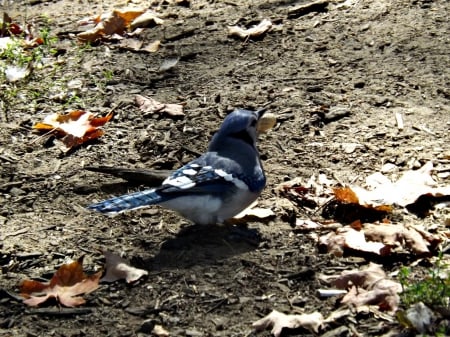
[{"left": 256, "top": 107, "right": 267, "bottom": 120}]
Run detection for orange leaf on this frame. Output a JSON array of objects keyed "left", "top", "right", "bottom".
[
  {"left": 333, "top": 186, "right": 359, "bottom": 204},
  {"left": 77, "top": 9, "right": 146, "bottom": 42},
  {"left": 33, "top": 110, "right": 112, "bottom": 150},
  {"left": 114, "top": 8, "right": 146, "bottom": 26},
  {"left": 20, "top": 256, "right": 101, "bottom": 307}
]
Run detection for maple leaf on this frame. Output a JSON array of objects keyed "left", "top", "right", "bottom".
[
  {"left": 20, "top": 257, "right": 101, "bottom": 307},
  {"left": 77, "top": 8, "right": 163, "bottom": 42},
  {"left": 33, "top": 110, "right": 113, "bottom": 152}
]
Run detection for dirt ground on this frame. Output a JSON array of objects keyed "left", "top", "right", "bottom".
[{"left": 1, "top": 0, "right": 449, "bottom": 336}]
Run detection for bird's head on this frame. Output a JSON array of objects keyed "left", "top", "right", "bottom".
[{"left": 209, "top": 108, "right": 267, "bottom": 150}]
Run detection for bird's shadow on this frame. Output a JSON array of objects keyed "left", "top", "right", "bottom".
[{"left": 138, "top": 224, "right": 261, "bottom": 271}]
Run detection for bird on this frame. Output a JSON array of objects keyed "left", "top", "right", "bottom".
[{"left": 87, "top": 108, "right": 268, "bottom": 225}]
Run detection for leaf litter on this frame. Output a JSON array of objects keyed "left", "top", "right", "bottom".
[
  {"left": 280, "top": 161, "right": 449, "bottom": 257},
  {"left": 20, "top": 257, "right": 101, "bottom": 307},
  {"left": 3, "top": 1, "right": 446, "bottom": 332}
]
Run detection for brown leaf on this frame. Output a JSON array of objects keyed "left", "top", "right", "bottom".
[
  {"left": 351, "top": 161, "right": 450, "bottom": 209},
  {"left": 330, "top": 263, "right": 402, "bottom": 312},
  {"left": 334, "top": 186, "right": 359, "bottom": 204},
  {"left": 228, "top": 19, "right": 272, "bottom": 39},
  {"left": 102, "top": 250, "right": 148, "bottom": 283},
  {"left": 363, "top": 222, "right": 439, "bottom": 255},
  {"left": 319, "top": 227, "right": 390, "bottom": 257},
  {"left": 33, "top": 110, "right": 113, "bottom": 151},
  {"left": 119, "top": 38, "right": 143, "bottom": 51},
  {"left": 341, "top": 281, "right": 401, "bottom": 313},
  {"left": 130, "top": 10, "right": 164, "bottom": 30},
  {"left": 135, "top": 94, "right": 184, "bottom": 117},
  {"left": 142, "top": 40, "right": 161, "bottom": 53},
  {"left": 232, "top": 201, "right": 275, "bottom": 222},
  {"left": 20, "top": 257, "right": 101, "bottom": 307},
  {"left": 77, "top": 8, "right": 146, "bottom": 42},
  {"left": 253, "top": 310, "right": 324, "bottom": 336}
]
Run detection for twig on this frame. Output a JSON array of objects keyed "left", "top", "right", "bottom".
[
  {"left": 394, "top": 111, "right": 404, "bottom": 130},
  {"left": 26, "top": 307, "right": 93, "bottom": 316}
]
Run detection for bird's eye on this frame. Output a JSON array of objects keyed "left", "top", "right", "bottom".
[{"left": 250, "top": 119, "right": 257, "bottom": 127}]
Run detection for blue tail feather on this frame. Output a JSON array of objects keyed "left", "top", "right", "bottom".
[{"left": 88, "top": 189, "right": 162, "bottom": 214}]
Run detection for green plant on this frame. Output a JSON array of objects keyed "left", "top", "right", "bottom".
[
  {"left": 103, "top": 69, "right": 114, "bottom": 80},
  {"left": 399, "top": 253, "right": 450, "bottom": 308},
  {"left": 0, "top": 37, "right": 33, "bottom": 66}
]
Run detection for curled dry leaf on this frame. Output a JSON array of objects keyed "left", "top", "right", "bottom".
[
  {"left": 319, "top": 226, "right": 390, "bottom": 257},
  {"left": 77, "top": 8, "right": 162, "bottom": 42},
  {"left": 152, "top": 324, "right": 170, "bottom": 337},
  {"left": 233, "top": 201, "right": 275, "bottom": 221},
  {"left": 130, "top": 10, "right": 164, "bottom": 30},
  {"left": 319, "top": 221, "right": 440, "bottom": 257},
  {"left": 401, "top": 302, "right": 437, "bottom": 333},
  {"left": 33, "top": 110, "right": 113, "bottom": 152},
  {"left": 329, "top": 263, "right": 402, "bottom": 312},
  {"left": 228, "top": 19, "right": 272, "bottom": 39},
  {"left": 5, "top": 64, "right": 31, "bottom": 82},
  {"left": 323, "top": 186, "right": 392, "bottom": 224},
  {"left": 135, "top": 94, "right": 184, "bottom": 117},
  {"left": 142, "top": 40, "right": 161, "bottom": 53},
  {"left": 102, "top": 250, "right": 148, "bottom": 283},
  {"left": 20, "top": 256, "right": 101, "bottom": 307},
  {"left": 253, "top": 310, "right": 324, "bottom": 337},
  {"left": 351, "top": 161, "right": 450, "bottom": 214},
  {"left": 363, "top": 222, "right": 440, "bottom": 255}
]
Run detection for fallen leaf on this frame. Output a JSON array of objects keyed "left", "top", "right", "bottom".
[
  {"left": 233, "top": 205, "right": 275, "bottom": 220},
  {"left": 102, "top": 250, "right": 148, "bottom": 283},
  {"left": 320, "top": 219, "right": 441, "bottom": 257},
  {"left": 20, "top": 257, "right": 101, "bottom": 307},
  {"left": 5, "top": 64, "right": 31, "bottom": 82},
  {"left": 363, "top": 222, "right": 440, "bottom": 255},
  {"left": 331, "top": 262, "right": 386, "bottom": 288},
  {"left": 33, "top": 110, "right": 113, "bottom": 152},
  {"left": 328, "top": 263, "right": 402, "bottom": 312},
  {"left": 341, "top": 281, "right": 401, "bottom": 312},
  {"left": 228, "top": 19, "right": 272, "bottom": 39},
  {"left": 319, "top": 227, "right": 390, "bottom": 257},
  {"left": 399, "top": 302, "right": 437, "bottom": 333},
  {"left": 77, "top": 8, "right": 146, "bottom": 42},
  {"left": 135, "top": 94, "right": 184, "bottom": 117},
  {"left": 351, "top": 161, "right": 450, "bottom": 211},
  {"left": 333, "top": 186, "right": 359, "bottom": 204},
  {"left": 322, "top": 197, "right": 392, "bottom": 224},
  {"left": 0, "top": 36, "right": 13, "bottom": 51},
  {"left": 119, "top": 38, "right": 143, "bottom": 51},
  {"left": 152, "top": 324, "right": 170, "bottom": 337},
  {"left": 253, "top": 310, "right": 324, "bottom": 337},
  {"left": 142, "top": 40, "right": 161, "bottom": 53},
  {"left": 130, "top": 10, "right": 164, "bottom": 30},
  {"left": 158, "top": 57, "right": 180, "bottom": 72}
]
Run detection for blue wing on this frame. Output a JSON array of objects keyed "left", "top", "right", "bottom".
[{"left": 87, "top": 155, "right": 242, "bottom": 214}]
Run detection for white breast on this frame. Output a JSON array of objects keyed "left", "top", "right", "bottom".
[{"left": 160, "top": 190, "right": 260, "bottom": 225}]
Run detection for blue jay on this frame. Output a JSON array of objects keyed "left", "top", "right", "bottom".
[{"left": 88, "top": 108, "right": 267, "bottom": 225}]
